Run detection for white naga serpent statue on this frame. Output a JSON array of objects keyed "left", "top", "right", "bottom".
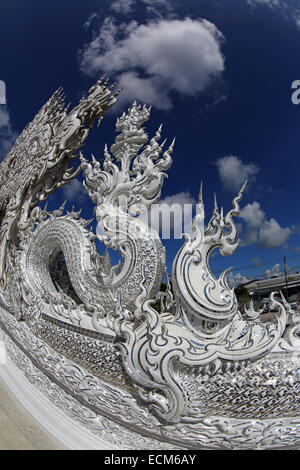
[{"left": 0, "top": 78, "right": 300, "bottom": 450}]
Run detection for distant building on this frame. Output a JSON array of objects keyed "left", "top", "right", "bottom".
[{"left": 243, "top": 273, "right": 300, "bottom": 298}]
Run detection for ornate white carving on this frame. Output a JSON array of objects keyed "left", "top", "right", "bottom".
[
  {"left": 1, "top": 307, "right": 300, "bottom": 450},
  {"left": 0, "top": 79, "right": 299, "bottom": 449},
  {"left": 0, "top": 78, "right": 120, "bottom": 283},
  {"left": 243, "top": 298, "right": 264, "bottom": 321}
]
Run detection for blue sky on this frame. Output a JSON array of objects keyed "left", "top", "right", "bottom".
[{"left": 1, "top": 0, "right": 300, "bottom": 284}]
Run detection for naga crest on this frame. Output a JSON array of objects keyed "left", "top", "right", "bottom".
[{"left": 0, "top": 78, "right": 299, "bottom": 450}]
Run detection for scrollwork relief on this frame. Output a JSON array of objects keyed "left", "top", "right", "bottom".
[{"left": 0, "top": 79, "right": 299, "bottom": 449}]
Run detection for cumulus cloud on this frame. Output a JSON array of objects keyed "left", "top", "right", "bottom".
[
  {"left": 239, "top": 201, "right": 292, "bottom": 248},
  {"left": 62, "top": 178, "right": 88, "bottom": 204},
  {"left": 0, "top": 107, "right": 18, "bottom": 162},
  {"left": 247, "top": 0, "right": 280, "bottom": 7},
  {"left": 239, "top": 201, "right": 265, "bottom": 228},
  {"left": 258, "top": 218, "right": 292, "bottom": 248},
  {"left": 83, "top": 12, "right": 99, "bottom": 30},
  {"left": 79, "top": 17, "right": 225, "bottom": 110},
  {"left": 265, "top": 263, "right": 281, "bottom": 278},
  {"left": 215, "top": 155, "right": 259, "bottom": 193},
  {"left": 110, "top": 0, "right": 135, "bottom": 14},
  {"left": 116, "top": 71, "right": 172, "bottom": 110},
  {"left": 227, "top": 271, "right": 250, "bottom": 288},
  {"left": 247, "top": 0, "right": 300, "bottom": 28},
  {"left": 264, "top": 262, "right": 292, "bottom": 278},
  {"left": 109, "top": 0, "right": 172, "bottom": 16}
]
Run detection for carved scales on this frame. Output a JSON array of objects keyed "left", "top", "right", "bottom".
[{"left": 0, "top": 78, "right": 300, "bottom": 449}]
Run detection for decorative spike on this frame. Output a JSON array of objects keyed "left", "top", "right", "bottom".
[
  {"left": 162, "top": 138, "right": 175, "bottom": 159},
  {"left": 114, "top": 87, "right": 122, "bottom": 97},
  {"left": 65, "top": 102, "right": 71, "bottom": 113},
  {"left": 104, "top": 144, "right": 111, "bottom": 160},
  {"left": 83, "top": 217, "right": 94, "bottom": 228},
  {"left": 240, "top": 179, "right": 248, "bottom": 194},
  {"left": 224, "top": 180, "right": 248, "bottom": 228},
  {"left": 198, "top": 181, "right": 203, "bottom": 204},
  {"left": 279, "top": 290, "right": 286, "bottom": 302},
  {"left": 220, "top": 207, "right": 224, "bottom": 223},
  {"left": 213, "top": 193, "right": 218, "bottom": 213},
  {"left": 79, "top": 151, "right": 86, "bottom": 164},
  {"left": 159, "top": 138, "right": 167, "bottom": 151},
  {"left": 58, "top": 200, "right": 67, "bottom": 214}
]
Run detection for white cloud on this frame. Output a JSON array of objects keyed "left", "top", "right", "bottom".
[
  {"left": 141, "top": 0, "right": 171, "bottom": 7},
  {"left": 156, "top": 191, "right": 195, "bottom": 207},
  {"left": 79, "top": 17, "right": 225, "bottom": 110},
  {"left": 83, "top": 12, "right": 99, "bottom": 30},
  {"left": 247, "top": 0, "right": 300, "bottom": 28},
  {"left": 265, "top": 263, "right": 281, "bottom": 278},
  {"left": 0, "top": 108, "right": 10, "bottom": 127},
  {"left": 110, "top": 0, "right": 135, "bottom": 14},
  {"left": 295, "top": 16, "right": 300, "bottom": 28},
  {"left": 109, "top": 0, "right": 172, "bottom": 16},
  {"left": 216, "top": 155, "right": 259, "bottom": 193},
  {"left": 62, "top": 178, "right": 88, "bottom": 204},
  {"left": 140, "top": 0, "right": 175, "bottom": 18},
  {"left": 264, "top": 262, "right": 292, "bottom": 279},
  {"left": 240, "top": 201, "right": 265, "bottom": 228},
  {"left": 227, "top": 271, "right": 250, "bottom": 288},
  {"left": 0, "top": 107, "right": 18, "bottom": 161},
  {"left": 108, "top": 0, "right": 175, "bottom": 19},
  {"left": 116, "top": 71, "right": 172, "bottom": 110},
  {"left": 247, "top": 0, "right": 280, "bottom": 8},
  {"left": 239, "top": 201, "right": 292, "bottom": 248},
  {"left": 258, "top": 218, "right": 291, "bottom": 248}
]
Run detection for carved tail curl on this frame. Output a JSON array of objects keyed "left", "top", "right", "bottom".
[
  {"left": 18, "top": 101, "right": 174, "bottom": 329},
  {"left": 110, "top": 187, "right": 288, "bottom": 424},
  {"left": 172, "top": 182, "right": 247, "bottom": 323},
  {"left": 22, "top": 207, "right": 165, "bottom": 323}
]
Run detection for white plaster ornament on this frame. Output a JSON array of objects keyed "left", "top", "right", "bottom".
[{"left": 0, "top": 78, "right": 300, "bottom": 450}]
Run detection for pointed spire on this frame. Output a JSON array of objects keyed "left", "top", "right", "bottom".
[
  {"left": 220, "top": 207, "right": 224, "bottom": 227},
  {"left": 241, "top": 179, "right": 248, "bottom": 193},
  {"left": 160, "top": 138, "right": 167, "bottom": 150},
  {"left": 170, "top": 137, "right": 176, "bottom": 150},
  {"left": 166, "top": 271, "right": 171, "bottom": 289},
  {"left": 58, "top": 200, "right": 67, "bottom": 216},
  {"left": 198, "top": 181, "right": 203, "bottom": 204},
  {"left": 213, "top": 193, "right": 219, "bottom": 214}
]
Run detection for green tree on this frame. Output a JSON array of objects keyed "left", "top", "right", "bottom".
[{"left": 235, "top": 285, "right": 250, "bottom": 304}]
